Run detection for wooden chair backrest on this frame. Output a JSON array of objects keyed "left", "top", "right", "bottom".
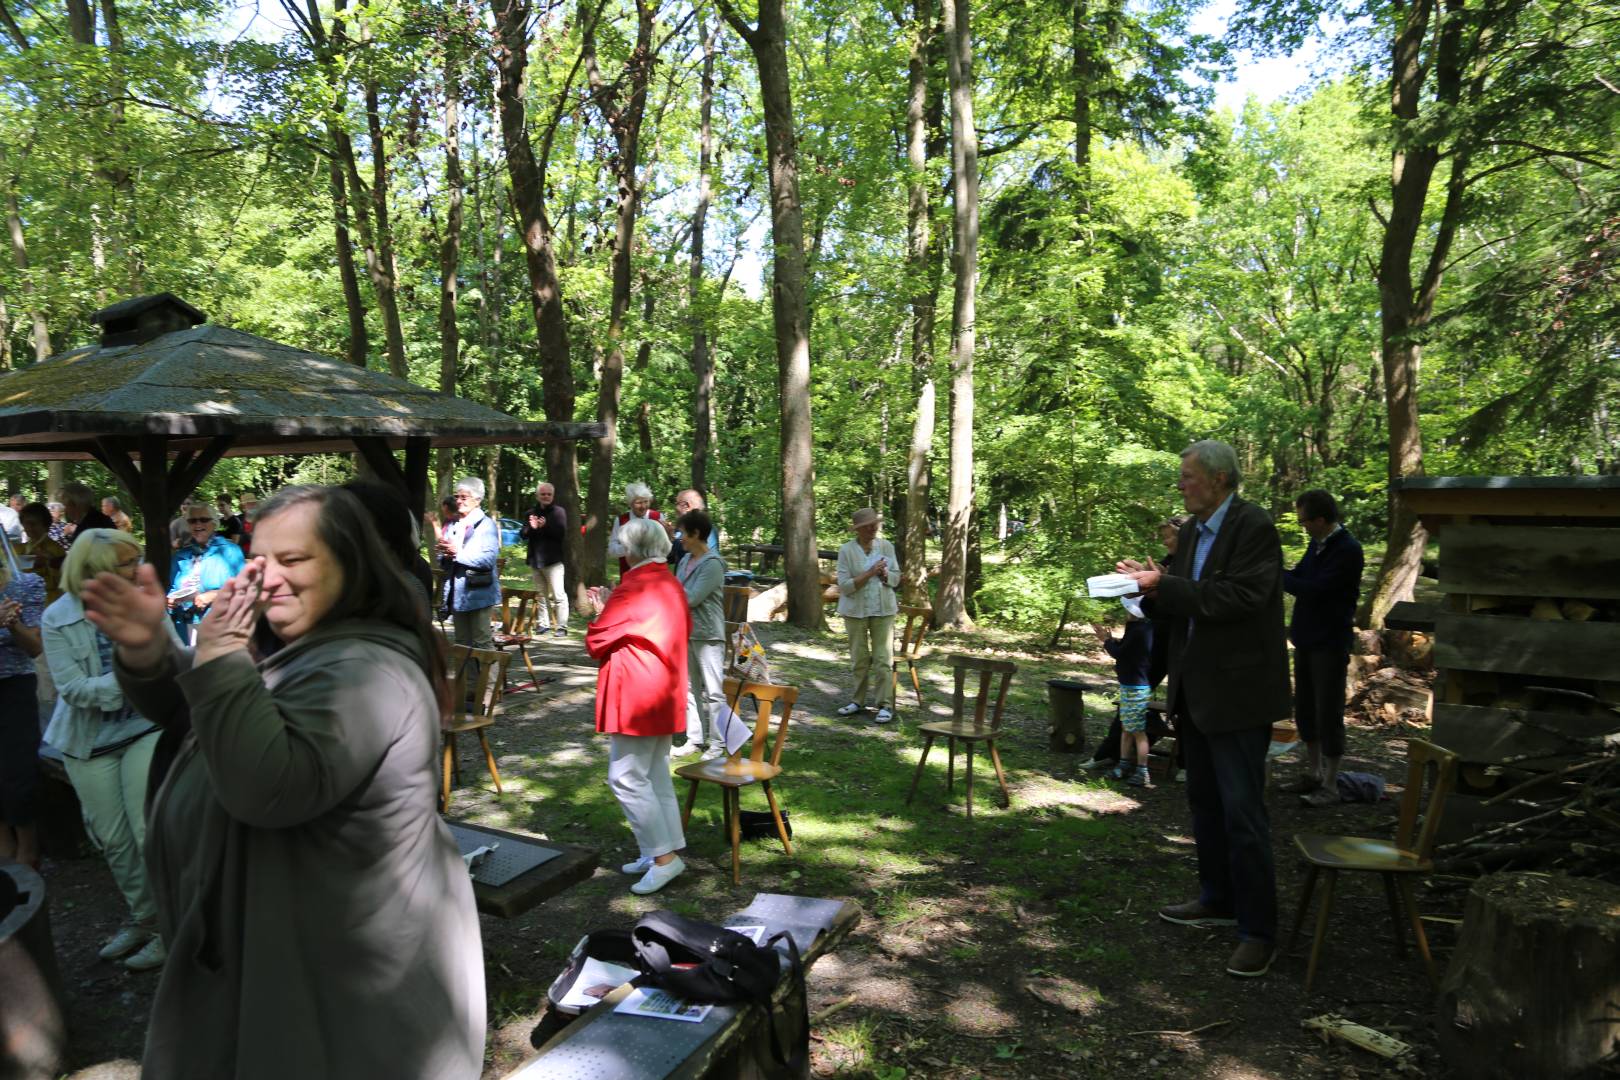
[
  {"left": 1395, "top": 739, "right": 1459, "bottom": 859},
  {"left": 722, "top": 679, "right": 799, "bottom": 768},
  {"left": 723, "top": 585, "right": 752, "bottom": 625},
  {"left": 499, "top": 588, "right": 539, "bottom": 636},
  {"left": 896, "top": 605, "right": 933, "bottom": 658},
  {"left": 946, "top": 654, "right": 1017, "bottom": 732},
  {"left": 447, "top": 645, "right": 510, "bottom": 722}
]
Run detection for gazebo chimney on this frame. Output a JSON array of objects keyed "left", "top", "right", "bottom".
[{"left": 90, "top": 293, "right": 207, "bottom": 347}]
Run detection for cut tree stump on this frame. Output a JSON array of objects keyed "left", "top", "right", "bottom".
[{"left": 1437, "top": 872, "right": 1620, "bottom": 1079}]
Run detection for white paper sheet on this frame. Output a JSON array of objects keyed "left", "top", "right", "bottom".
[
  {"left": 613, "top": 987, "right": 714, "bottom": 1023},
  {"left": 557, "top": 956, "right": 641, "bottom": 1010},
  {"left": 1086, "top": 572, "right": 1140, "bottom": 598}
]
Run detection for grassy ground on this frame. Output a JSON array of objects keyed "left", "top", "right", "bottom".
[{"left": 46, "top": 605, "right": 1454, "bottom": 1079}]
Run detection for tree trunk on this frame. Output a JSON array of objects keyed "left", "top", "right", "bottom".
[
  {"left": 490, "top": 0, "right": 584, "bottom": 608},
  {"left": 2, "top": 147, "right": 50, "bottom": 362},
  {"left": 901, "top": 0, "right": 941, "bottom": 607},
  {"left": 718, "top": 0, "right": 821, "bottom": 628},
  {"left": 1362, "top": 0, "right": 1483, "bottom": 629},
  {"left": 435, "top": 26, "right": 465, "bottom": 514},
  {"left": 363, "top": 61, "right": 410, "bottom": 380},
  {"left": 327, "top": 155, "right": 369, "bottom": 367},
  {"left": 689, "top": 19, "right": 718, "bottom": 494},
  {"left": 581, "top": 0, "right": 655, "bottom": 588},
  {"left": 936, "top": 0, "right": 978, "bottom": 629},
  {"left": 1437, "top": 872, "right": 1620, "bottom": 1079}
]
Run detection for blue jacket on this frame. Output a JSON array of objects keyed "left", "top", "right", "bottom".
[
  {"left": 1283, "top": 526, "right": 1364, "bottom": 652},
  {"left": 169, "top": 535, "right": 246, "bottom": 628},
  {"left": 440, "top": 509, "right": 502, "bottom": 613},
  {"left": 1102, "top": 620, "right": 1154, "bottom": 687}
]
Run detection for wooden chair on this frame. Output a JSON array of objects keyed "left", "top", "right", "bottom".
[
  {"left": 906, "top": 655, "right": 1017, "bottom": 819},
  {"left": 676, "top": 680, "right": 798, "bottom": 885},
  {"left": 493, "top": 587, "right": 543, "bottom": 691},
  {"left": 889, "top": 605, "right": 933, "bottom": 711},
  {"left": 1287, "top": 739, "right": 1459, "bottom": 992},
  {"left": 441, "top": 646, "right": 510, "bottom": 811}
]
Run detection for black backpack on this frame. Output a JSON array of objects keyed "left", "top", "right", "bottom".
[{"left": 631, "top": 910, "right": 809, "bottom": 1075}]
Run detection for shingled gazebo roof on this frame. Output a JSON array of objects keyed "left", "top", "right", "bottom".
[
  {"left": 0, "top": 296, "right": 597, "bottom": 459},
  {"left": 0, "top": 293, "right": 601, "bottom": 582}
]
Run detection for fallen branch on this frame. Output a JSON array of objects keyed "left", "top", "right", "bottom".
[
  {"left": 1127, "top": 1019, "right": 1230, "bottom": 1038},
  {"left": 810, "top": 993, "right": 859, "bottom": 1026}
]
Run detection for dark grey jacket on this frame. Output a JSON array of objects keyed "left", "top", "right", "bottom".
[
  {"left": 118, "top": 620, "right": 485, "bottom": 1079},
  {"left": 1147, "top": 495, "right": 1292, "bottom": 734}
]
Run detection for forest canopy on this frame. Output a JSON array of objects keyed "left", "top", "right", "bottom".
[{"left": 1, "top": 0, "right": 1615, "bottom": 629}]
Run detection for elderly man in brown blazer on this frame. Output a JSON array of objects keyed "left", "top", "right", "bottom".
[{"left": 1118, "top": 439, "right": 1291, "bottom": 977}]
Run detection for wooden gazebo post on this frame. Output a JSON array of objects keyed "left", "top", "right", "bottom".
[{"left": 87, "top": 432, "right": 236, "bottom": 587}]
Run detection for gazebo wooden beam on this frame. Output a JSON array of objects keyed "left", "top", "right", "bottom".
[
  {"left": 139, "top": 434, "right": 172, "bottom": 585},
  {"left": 168, "top": 436, "right": 234, "bottom": 510},
  {"left": 404, "top": 436, "right": 430, "bottom": 517}
]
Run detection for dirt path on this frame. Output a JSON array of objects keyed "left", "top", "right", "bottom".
[{"left": 43, "top": 622, "right": 1455, "bottom": 1079}]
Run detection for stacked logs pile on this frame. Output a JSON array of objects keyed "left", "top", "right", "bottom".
[{"left": 1434, "top": 692, "right": 1620, "bottom": 881}]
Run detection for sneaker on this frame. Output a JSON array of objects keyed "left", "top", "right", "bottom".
[
  {"left": 124, "top": 935, "right": 167, "bottom": 973},
  {"left": 1278, "top": 773, "right": 1321, "bottom": 794},
  {"left": 835, "top": 702, "right": 862, "bottom": 717},
  {"left": 1174, "top": 769, "right": 1187, "bottom": 783},
  {"left": 630, "top": 855, "right": 686, "bottom": 895},
  {"left": 98, "top": 925, "right": 153, "bottom": 961},
  {"left": 1126, "top": 766, "right": 1152, "bottom": 788},
  {"left": 700, "top": 746, "right": 727, "bottom": 762},
  {"left": 621, "top": 855, "right": 653, "bottom": 875},
  {"left": 554, "top": 627, "right": 567, "bottom": 638},
  {"left": 873, "top": 707, "right": 894, "bottom": 724},
  {"left": 1082, "top": 757, "right": 1118, "bottom": 772},
  {"left": 1225, "top": 939, "right": 1274, "bottom": 978},
  {"left": 1108, "top": 761, "right": 1132, "bottom": 781},
  {"left": 1300, "top": 785, "right": 1340, "bottom": 808},
  {"left": 1158, "top": 900, "right": 1238, "bottom": 928}
]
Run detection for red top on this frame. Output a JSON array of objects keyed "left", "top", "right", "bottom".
[{"left": 585, "top": 560, "right": 690, "bottom": 737}]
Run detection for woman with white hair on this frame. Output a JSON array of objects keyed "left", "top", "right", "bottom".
[
  {"left": 168, "top": 500, "right": 246, "bottom": 642},
  {"left": 606, "top": 481, "right": 662, "bottom": 578},
  {"left": 835, "top": 507, "right": 901, "bottom": 722},
  {"left": 436, "top": 477, "right": 502, "bottom": 650},
  {"left": 585, "top": 515, "right": 689, "bottom": 894},
  {"left": 42, "top": 529, "right": 170, "bottom": 971}
]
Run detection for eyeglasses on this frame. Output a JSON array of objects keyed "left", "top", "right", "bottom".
[{"left": 187, "top": 517, "right": 214, "bottom": 524}]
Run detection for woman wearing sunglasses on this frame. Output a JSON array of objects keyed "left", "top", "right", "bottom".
[{"left": 168, "top": 501, "right": 245, "bottom": 641}]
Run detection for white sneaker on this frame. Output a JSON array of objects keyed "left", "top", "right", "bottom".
[
  {"left": 630, "top": 855, "right": 686, "bottom": 895},
  {"left": 621, "top": 855, "right": 653, "bottom": 875},
  {"left": 700, "top": 746, "right": 727, "bottom": 761},
  {"left": 124, "top": 935, "right": 167, "bottom": 972},
  {"left": 835, "top": 702, "right": 862, "bottom": 716},
  {"left": 873, "top": 708, "right": 894, "bottom": 724},
  {"left": 98, "top": 925, "right": 153, "bottom": 961}
]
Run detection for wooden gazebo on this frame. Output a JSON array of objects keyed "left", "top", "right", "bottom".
[{"left": 0, "top": 294, "right": 602, "bottom": 582}]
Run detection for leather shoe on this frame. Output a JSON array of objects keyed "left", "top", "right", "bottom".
[
  {"left": 1158, "top": 899, "right": 1237, "bottom": 928},
  {"left": 1225, "top": 939, "right": 1274, "bottom": 978}
]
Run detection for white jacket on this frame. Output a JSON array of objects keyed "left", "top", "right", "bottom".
[{"left": 42, "top": 592, "right": 161, "bottom": 759}]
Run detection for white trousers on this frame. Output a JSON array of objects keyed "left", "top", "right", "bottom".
[
  {"left": 530, "top": 562, "right": 567, "bottom": 629},
  {"left": 607, "top": 734, "right": 686, "bottom": 860},
  {"left": 684, "top": 639, "right": 727, "bottom": 747}
]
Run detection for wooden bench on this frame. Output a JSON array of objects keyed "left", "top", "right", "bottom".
[
  {"left": 503, "top": 897, "right": 862, "bottom": 1079},
  {"left": 444, "top": 820, "right": 598, "bottom": 919}
]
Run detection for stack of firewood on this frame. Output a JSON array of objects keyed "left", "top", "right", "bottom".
[{"left": 1435, "top": 705, "right": 1620, "bottom": 882}]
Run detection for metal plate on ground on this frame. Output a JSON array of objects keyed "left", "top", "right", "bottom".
[{"left": 447, "top": 823, "right": 564, "bottom": 887}]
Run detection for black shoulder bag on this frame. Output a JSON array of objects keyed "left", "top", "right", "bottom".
[
  {"left": 631, "top": 910, "right": 809, "bottom": 1076},
  {"left": 459, "top": 516, "right": 497, "bottom": 590}
]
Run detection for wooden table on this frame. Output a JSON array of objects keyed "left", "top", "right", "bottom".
[
  {"left": 505, "top": 899, "right": 862, "bottom": 1079},
  {"left": 447, "top": 820, "right": 598, "bottom": 919}
]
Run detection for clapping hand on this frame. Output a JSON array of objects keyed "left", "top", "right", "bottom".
[
  {"left": 82, "top": 563, "right": 171, "bottom": 669},
  {"left": 1114, "top": 555, "right": 1162, "bottom": 595},
  {"left": 194, "top": 560, "right": 270, "bottom": 666}
]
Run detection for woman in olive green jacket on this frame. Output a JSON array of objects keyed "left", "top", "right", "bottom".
[{"left": 85, "top": 486, "right": 484, "bottom": 1080}]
